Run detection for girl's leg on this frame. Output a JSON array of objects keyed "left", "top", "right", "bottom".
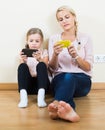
[
  {"left": 36, "top": 62, "right": 50, "bottom": 107},
  {"left": 18, "top": 63, "right": 31, "bottom": 91},
  {"left": 18, "top": 89, "right": 28, "bottom": 108},
  {"left": 17, "top": 63, "right": 36, "bottom": 107}
]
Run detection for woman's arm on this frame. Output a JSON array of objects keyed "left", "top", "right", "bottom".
[
  {"left": 68, "top": 36, "right": 93, "bottom": 72},
  {"left": 49, "top": 53, "right": 59, "bottom": 70},
  {"left": 49, "top": 43, "right": 63, "bottom": 70},
  {"left": 75, "top": 56, "right": 91, "bottom": 71}
]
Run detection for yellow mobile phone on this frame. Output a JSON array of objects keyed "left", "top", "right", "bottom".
[{"left": 59, "top": 40, "right": 71, "bottom": 48}]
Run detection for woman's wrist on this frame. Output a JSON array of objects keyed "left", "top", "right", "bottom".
[
  {"left": 74, "top": 55, "right": 79, "bottom": 60},
  {"left": 53, "top": 52, "right": 58, "bottom": 57}
]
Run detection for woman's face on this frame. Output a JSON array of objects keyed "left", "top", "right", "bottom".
[
  {"left": 57, "top": 9, "right": 75, "bottom": 31},
  {"left": 27, "top": 33, "right": 42, "bottom": 49}
]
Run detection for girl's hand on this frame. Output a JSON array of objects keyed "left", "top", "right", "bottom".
[
  {"left": 33, "top": 50, "right": 41, "bottom": 61},
  {"left": 68, "top": 45, "right": 78, "bottom": 58},
  {"left": 53, "top": 42, "right": 63, "bottom": 56},
  {"left": 19, "top": 51, "right": 27, "bottom": 63}
]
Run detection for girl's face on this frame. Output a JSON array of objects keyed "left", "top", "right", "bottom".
[
  {"left": 57, "top": 9, "right": 75, "bottom": 31},
  {"left": 27, "top": 33, "right": 42, "bottom": 49}
]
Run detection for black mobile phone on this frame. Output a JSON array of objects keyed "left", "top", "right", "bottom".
[{"left": 22, "top": 48, "right": 38, "bottom": 57}]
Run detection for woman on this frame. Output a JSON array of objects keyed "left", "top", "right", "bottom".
[{"left": 48, "top": 5, "right": 93, "bottom": 122}]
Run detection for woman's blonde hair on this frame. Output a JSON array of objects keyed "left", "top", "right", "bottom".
[{"left": 56, "top": 5, "right": 78, "bottom": 37}]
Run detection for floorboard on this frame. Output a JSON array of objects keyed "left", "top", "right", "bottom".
[{"left": 0, "top": 89, "right": 105, "bottom": 130}]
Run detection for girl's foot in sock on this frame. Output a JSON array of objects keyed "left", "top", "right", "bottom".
[
  {"left": 18, "top": 89, "right": 28, "bottom": 108},
  {"left": 37, "top": 88, "right": 47, "bottom": 107}
]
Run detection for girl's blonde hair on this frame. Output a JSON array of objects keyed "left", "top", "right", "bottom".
[
  {"left": 25, "top": 28, "right": 44, "bottom": 48},
  {"left": 56, "top": 5, "right": 78, "bottom": 37}
]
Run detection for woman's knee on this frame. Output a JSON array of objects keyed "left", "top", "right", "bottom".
[
  {"left": 82, "top": 79, "right": 92, "bottom": 96},
  {"left": 53, "top": 73, "right": 75, "bottom": 85},
  {"left": 83, "top": 85, "right": 91, "bottom": 96},
  {"left": 76, "top": 85, "right": 91, "bottom": 97}
]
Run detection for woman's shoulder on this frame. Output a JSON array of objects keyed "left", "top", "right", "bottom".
[
  {"left": 77, "top": 32, "right": 91, "bottom": 39},
  {"left": 77, "top": 32, "right": 92, "bottom": 43}
]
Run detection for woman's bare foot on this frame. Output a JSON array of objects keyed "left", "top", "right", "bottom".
[
  {"left": 57, "top": 101, "right": 80, "bottom": 122},
  {"left": 48, "top": 100, "right": 59, "bottom": 119}
]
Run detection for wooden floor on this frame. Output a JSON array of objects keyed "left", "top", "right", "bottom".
[{"left": 0, "top": 89, "right": 105, "bottom": 130}]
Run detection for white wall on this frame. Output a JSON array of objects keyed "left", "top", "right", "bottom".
[{"left": 0, "top": 0, "right": 105, "bottom": 83}]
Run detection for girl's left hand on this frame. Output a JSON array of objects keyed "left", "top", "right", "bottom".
[
  {"left": 68, "top": 45, "right": 78, "bottom": 58},
  {"left": 33, "top": 50, "right": 41, "bottom": 61}
]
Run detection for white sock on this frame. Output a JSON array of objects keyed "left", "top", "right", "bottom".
[
  {"left": 37, "top": 88, "right": 47, "bottom": 107},
  {"left": 18, "top": 89, "right": 28, "bottom": 108}
]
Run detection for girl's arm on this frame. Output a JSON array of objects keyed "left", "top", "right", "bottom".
[
  {"left": 19, "top": 51, "right": 27, "bottom": 64},
  {"left": 33, "top": 49, "right": 49, "bottom": 66}
]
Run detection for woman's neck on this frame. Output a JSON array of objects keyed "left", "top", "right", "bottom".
[{"left": 62, "top": 30, "right": 76, "bottom": 42}]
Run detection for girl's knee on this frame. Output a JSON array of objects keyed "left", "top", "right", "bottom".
[
  {"left": 37, "top": 62, "right": 47, "bottom": 69},
  {"left": 18, "top": 63, "right": 28, "bottom": 71}
]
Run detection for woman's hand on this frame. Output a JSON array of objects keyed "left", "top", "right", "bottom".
[
  {"left": 53, "top": 42, "right": 63, "bottom": 56},
  {"left": 19, "top": 51, "right": 27, "bottom": 63},
  {"left": 68, "top": 45, "right": 78, "bottom": 58},
  {"left": 48, "top": 42, "right": 63, "bottom": 70}
]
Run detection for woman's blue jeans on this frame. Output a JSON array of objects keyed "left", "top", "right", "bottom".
[{"left": 51, "top": 73, "right": 91, "bottom": 109}]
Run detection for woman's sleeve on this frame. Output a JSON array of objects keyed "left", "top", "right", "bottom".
[
  {"left": 48, "top": 36, "right": 54, "bottom": 61},
  {"left": 85, "top": 35, "right": 94, "bottom": 68}
]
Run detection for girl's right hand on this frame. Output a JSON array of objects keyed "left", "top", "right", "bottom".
[
  {"left": 19, "top": 51, "right": 27, "bottom": 63},
  {"left": 53, "top": 42, "right": 63, "bottom": 56}
]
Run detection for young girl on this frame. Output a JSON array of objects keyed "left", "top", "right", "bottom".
[{"left": 17, "top": 28, "right": 50, "bottom": 108}]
